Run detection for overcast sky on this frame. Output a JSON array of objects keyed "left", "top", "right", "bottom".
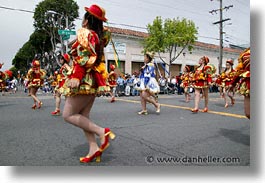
[{"left": 0, "top": 0, "right": 250, "bottom": 71}]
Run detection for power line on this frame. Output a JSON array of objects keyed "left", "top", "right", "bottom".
[
  {"left": 0, "top": 5, "right": 225, "bottom": 43},
  {"left": 0, "top": 5, "right": 34, "bottom": 13}
]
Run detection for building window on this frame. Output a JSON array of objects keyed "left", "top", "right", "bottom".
[{"left": 131, "top": 61, "right": 143, "bottom": 74}]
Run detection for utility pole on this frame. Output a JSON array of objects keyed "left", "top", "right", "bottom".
[{"left": 210, "top": 0, "right": 233, "bottom": 74}]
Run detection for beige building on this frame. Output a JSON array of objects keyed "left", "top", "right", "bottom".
[{"left": 105, "top": 27, "right": 242, "bottom": 77}]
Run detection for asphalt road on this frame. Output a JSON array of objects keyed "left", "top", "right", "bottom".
[{"left": 0, "top": 91, "right": 249, "bottom": 166}]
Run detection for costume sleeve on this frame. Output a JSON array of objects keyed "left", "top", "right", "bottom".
[
  {"left": 204, "top": 65, "right": 213, "bottom": 83},
  {"left": 40, "top": 69, "right": 47, "bottom": 79},
  {"left": 69, "top": 28, "right": 100, "bottom": 81},
  {"left": 75, "top": 28, "right": 98, "bottom": 68},
  {"left": 207, "top": 74, "right": 212, "bottom": 83},
  {"left": 26, "top": 69, "right": 34, "bottom": 80}
]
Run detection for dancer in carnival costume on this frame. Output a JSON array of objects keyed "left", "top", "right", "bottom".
[
  {"left": 61, "top": 4, "right": 115, "bottom": 163},
  {"left": 50, "top": 70, "right": 59, "bottom": 93},
  {"left": 107, "top": 64, "right": 117, "bottom": 103},
  {"left": 0, "top": 63, "right": 5, "bottom": 93},
  {"left": 215, "top": 73, "right": 224, "bottom": 98},
  {"left": 137, "top": 51, "right": 161, "bottom": 115},
  {"left": 26, "top": 60, "right": 46, "bottom": 109},
  {"left": 180, "top": 65, "right": 192, "bottom": 102},
  {"left": 0, "top": 63, "right": 13, "bottom": 95},
  {"left": 191, "top": 56, "right": 213, "bottom": 113},
  {"left": 232, "top": 48, "right": 250, "bottom": 119},
  {"left": 219, "top": 59, "right": 236, "bottom": 108},
  {"left": 51, "top": 54, "right": 71, "bottom": 116}
]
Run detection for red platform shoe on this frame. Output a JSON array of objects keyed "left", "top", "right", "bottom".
[
  {"left": 80, "top": 150, "right": 102, "bottom": 163},
  {"left": 100, "top": 128, "right": 116, "bottom": 152},
  {"left": 191, "top": 108, "right": 199, "bottom": 113},
  {"left": 51, "top": 109, "right": 60, "bottom": 116},
  {"left": 110, "top": 97, "right": 115, "bottom": 103},
  {"left": 31, "top": 104, "right": 37, "bottom": 110},
  {"left": 37, "top": 101, "right": 43, "bottom": 109},
  {"left": 201, "top": 107, "right": 208, "bottom": 113}
]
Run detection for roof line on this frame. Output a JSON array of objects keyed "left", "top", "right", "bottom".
[{"left": 107, "top": 26, "right": 243, "bottom": 53}]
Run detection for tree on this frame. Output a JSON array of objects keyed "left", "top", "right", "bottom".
[
  {"left": 12, "top": 41, "right": 35, "bottom": 74},
  {"left": 13, "top": 0, "right": 79, "bottom": 75},
  {"left": 33, "top": 0, "right": 79, "bottom": 54},
  {"left": 143, "top": 16, "right": 198, "bottom": 66},
  {"left": 29, "top": 30, "right": 52, "bottom": 54},
  {"left": 12, "top": 30, "right": 52, "bottom": 75}
]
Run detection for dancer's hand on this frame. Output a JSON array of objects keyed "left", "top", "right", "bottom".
[{"left": 68, "top": 78, "right": 80, "bottom": 88}]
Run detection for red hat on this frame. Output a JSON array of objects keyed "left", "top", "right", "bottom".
[
  {"left": 201, "top": 56, "right": 209, "bottom": 64},
  {"left": 226, "top": 59, "right": 234, "bottom": 65},
  {"left": 32, "top": 60, "right": 40, "bottom": 68},
  {"left": 4, "top": 70, "right": 13, "bottom": 79},
  {"left": 84, "top": 4, "right": 107, "bottom": 22},
  {"left": 110, "top": 64, "right": 115, "bottom": 71},
  {"left": 63, "top": 53, "right": 70, "bottom": 63},
  {"left": 184, "top": 65, "right": 190, "bottom": 72}
]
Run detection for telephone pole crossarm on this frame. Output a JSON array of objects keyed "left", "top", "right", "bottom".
[{"left": 213, "top": 18, "right": 231, "bottom": 25}]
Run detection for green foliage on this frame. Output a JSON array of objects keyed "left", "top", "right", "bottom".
[
  {"left": 12, "top": 0, "right": 79, "bottom": 72},
  {"left": 144, "top": 16, "right": 198, "bottom": 65},
  {"left": 144, "top": 16, "right": 164, "bottom": 53},
  {"left": 33, "top": 0, "right": 79, "bottom": 31},
  {"left": 29, "top": 30, "right": 52, "bottom": 53},
  {"left": 12, "top": 41, "right": 35, "bottom": 72}
]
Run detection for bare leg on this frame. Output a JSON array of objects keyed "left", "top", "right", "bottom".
[
  {"left": 55, "top": 92, "right": 61, "bottom": 110},
  {"left": 79, "top": 95, "right": 101, "bottom": 156},
  {"left": 223, "top": 88, "right": 228, "bottom": 107},
  {"left": 63, "top": 95, "right": 105, "bottom": 137},
  {"left": 184, "top": 87, "right": 190, "bottom": 102},
  {"left": 29, "top": 87, "right": 41, "bottom": 106},
  {"left": 140, "top": 91, "right": 147, "bottom": 111},
  {"left": 227, "top": 88, "right": 235, "bottom": 105},
  {"left": 141, "top": 91, "right": 159, "bottom": 109},
  {"left": 244, "top": 96, "right": 250, "bottom": 119},
  {"left": 194, "top": 88, "right": 201, "bottom": 110},
  {"left": 219, "top": 86, "right": 224, "bottom": 98},
  {"left": 110, "top": 87, "right": 115, "bottom": 102},
  {"left": 203, "top": 88, "right": 209, "bottom": 109}
]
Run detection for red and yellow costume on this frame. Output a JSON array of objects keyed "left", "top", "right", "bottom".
[
  {"left": 0, "top": 71, "right": 5, "bottom": 90},
  {"left": 26, "top": 60, "right": 46, "bottom": 89},
  {"left": 180, "top": 66, "right": 191, "bottom": 88},
  {"left": 218, "top": 60, "right": 237, "bottom": 89},
  {"left": 57, "top": 65, "right": 71, "bottom": 94},
  {"left": 61, "top": 27, "right": 110, "bottom": 96},
  {"left": 233, "top": 48, "right": 250, "bottom": 96},
  {"left": 215, "top": 74, "right": 222, "bottom": 87},
  {"left": 53, "top": 54, "right": 71, "bottom": 94},
  {"left": 108, "top": 64, "right": 117, "bottom": 87},
  {"left": 192, "top": 57, "right": 214, "bottom": 89},
  {"left": 0, "top": 64, "right": 13, "bottom": 91}
]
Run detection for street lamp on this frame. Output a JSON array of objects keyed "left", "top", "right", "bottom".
[{"left": 46, "top": 10, "right": 72, "bottom": 51}]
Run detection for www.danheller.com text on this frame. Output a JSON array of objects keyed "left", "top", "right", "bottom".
[{"left": 145, "top": 155, "right": 241, "bottom": 164}]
